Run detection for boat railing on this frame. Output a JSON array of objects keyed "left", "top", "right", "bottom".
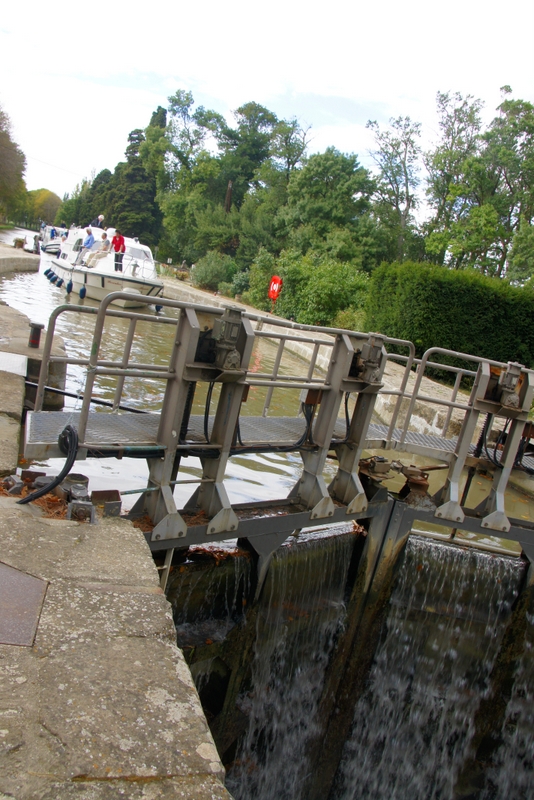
[{"left": 121, "top": 253, "right": 157, "bottom": 280}]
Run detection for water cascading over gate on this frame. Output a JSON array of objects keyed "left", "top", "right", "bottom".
[
  {"left": 225, "top": 531, "right": 355, "bottom": 799},
  {"left": 332, "top": 537, "right": 526, "bottom": 800}
]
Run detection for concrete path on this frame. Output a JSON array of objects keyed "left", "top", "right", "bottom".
[{"left": 0, "top": 501, "right": 231, "bottom": 799}]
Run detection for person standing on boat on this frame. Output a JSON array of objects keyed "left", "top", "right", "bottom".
[
  {"left": 111, "top": 229, "right": 126, "bottom": 272},
  {"left": 75, "top": 228, "right": 95, "bottom": 264},
  {"left": 90, "top": 214, "right": 105, "bottom": 228},
  {"left": 86, "top": 232, "right": 111, "bottom": 267}
]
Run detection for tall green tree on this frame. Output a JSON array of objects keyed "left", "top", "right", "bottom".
[
  {"left": 54, "top": 179, "right": 93, "bottom": 227},
  {"left": 280, "top": 148, "right": 377, "bottom": 266},
  {"left": 270, "top": 118, "right": 311, "bottom": 181},
  {"left": 424, "top": 91, "right": 484, "bottom": 263},
  {"left": 366, "top": 116, "right": 422, "bottom": 260},
  {"left": 102, "top": 129, "right": 162, "bottom": 245},
  {"left": 0, "top": 105, "right": 26, "bottom": 222},
  {"left": 425, "top": 88, "right": 534, "bottom": 275},
  {"left": 28, "top": 189, "right": 61, "bottom": 226},
  {"left": 139, "top": 106, "right": 169, "bottom": 195}
]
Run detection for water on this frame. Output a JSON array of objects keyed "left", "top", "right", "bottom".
[
  {"left": 480, "top": 602, "right": 534, "bottom": 799},
  {"left": 226, "top": 531, "right": 355, "bottom": 799},
  {"left": 0, "top": 226, "right": 38, "bottom": 249},
  {"left": 167, "top": 529, "right": 534, "bottom": 800},
  {"left": 333, "top": 537, "right": 526, "bottom": 800}
]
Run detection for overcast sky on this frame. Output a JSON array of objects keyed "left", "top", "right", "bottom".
[{"left": 1, "top": 0, "right": 533, "bottom": 199}]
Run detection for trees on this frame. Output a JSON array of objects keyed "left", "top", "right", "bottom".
[
  {"left": 0, "top": 105, "right": 26, "bottom": 222},
  {"left": 424, "top": 91, "right": 484, "bottom": 264},
  {"left": 51, "top": 85, "right": 534, "bottom": 293},
  {"left": 270, "top": 118, "right": 311, "bottom": 182},
  {"left": 424, "top": 88, "right": 534, "bottom": 276},
  {"left": 102, "top": 129, "right": 162, "bottom": 245},
  {"left": 54, "top": 179, "right": 93, "bottom": 227},
  {"left": 27, "top": 189, "right": 61, "bottom": 226},
  {"left": 280, "top": 148, "right": 379, "bottom": 267},
  {"left": 366, "top": 116, "right": 422, "bottom": 261},
  {"left": 155, "top": 92, "right": 311, "bottom": 267}
]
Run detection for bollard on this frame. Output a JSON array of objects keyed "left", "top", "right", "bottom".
[{"left": 28, "top": 322, "right": 45, "bottom": 348}]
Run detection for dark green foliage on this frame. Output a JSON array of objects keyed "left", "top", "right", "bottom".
[
  {"left": 231, "top": 270, "right": 250, "bottom": 296},
  {"left": 366, "top": 262, "right": 534, "bottom": 366}
]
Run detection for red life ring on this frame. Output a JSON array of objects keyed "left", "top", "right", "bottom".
[{"left": 268, "top": 275, "right": 283, "bottom": 301}]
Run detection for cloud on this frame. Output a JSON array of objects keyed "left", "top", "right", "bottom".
[{"left": 2, "top": 0, "right": 533, "bottom": 196}]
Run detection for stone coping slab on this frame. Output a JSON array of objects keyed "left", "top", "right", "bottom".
[{"left": 0, "top": 499, "right": 232, "bottom": 799}]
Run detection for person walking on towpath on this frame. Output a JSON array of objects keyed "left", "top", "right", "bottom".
[
  {"left": 111, "top": 229, "right": 125, "bottom": 272},
  {"left": 90, "top": 214, "right": 105, "bottom": 228}
]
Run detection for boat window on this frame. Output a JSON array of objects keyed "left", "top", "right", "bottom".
[
  {"left": 127, "top": 247, "right": 152, "bottom": 261},
  {"left": 73, "top": 239, "right": 83, "bottom": 252}
]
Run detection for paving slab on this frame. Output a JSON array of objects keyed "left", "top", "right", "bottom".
[
  {"left": 37, "top": 775, "right": 231, "bottom": 799},
  {"left": 0, "top": 370, "right": 25, "bottom": 422},
  {"left": 0, "top": 417, "right": 20, "bottom": 477}
]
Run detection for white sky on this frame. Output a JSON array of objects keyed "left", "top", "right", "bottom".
[{"left": 1, "top": 0, "right": 533, "bottom": 199}]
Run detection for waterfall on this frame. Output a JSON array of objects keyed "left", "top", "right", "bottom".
[
  {"left": 170, "top": 545, "right": 252, "bottom": 648},
  {"left": 481, "top": 602, "right": 534, "bottom": 799},
  {"left": 225, "top": 529, "right": 356, "bottom": 800},
  {"left": 333, "top": 536, "right": 526, "bottom": 800}
]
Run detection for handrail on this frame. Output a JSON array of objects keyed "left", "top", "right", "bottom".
[
  {"left": 398, "top": 347, "right": 510, "bottom": 445},
  {"left": 36, "top": 295, "right": 529, "bottom": 456}
]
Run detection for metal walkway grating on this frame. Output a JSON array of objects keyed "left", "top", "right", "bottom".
[
  {"left": 25, "top": 411, "right": 490, "bottom": 461},
  {"left": 24, "top": 410, "right": 534, "bottom": 471}
]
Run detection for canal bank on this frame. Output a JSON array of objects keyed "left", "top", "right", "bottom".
[
  {"left": 0, "top": 284, "right": 231, "bottom": 798},
  {"left": 0, "top": 240, "right": 40, "bottom": 275}
]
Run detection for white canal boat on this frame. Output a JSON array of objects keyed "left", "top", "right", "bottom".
[
  {"left": 40, "top": 224, "right": 67, "bottom": 254},
  {"left": 45, "top": 227, "right": 164, "bottom": 308}
]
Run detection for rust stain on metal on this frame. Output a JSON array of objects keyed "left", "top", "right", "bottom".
[{"left": 0, "top": 562, "right": 47, "bottom": 646}]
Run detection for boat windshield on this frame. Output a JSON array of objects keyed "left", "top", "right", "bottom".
[{"left": 128, "top": 247, "right": 152, "bottom": 261}]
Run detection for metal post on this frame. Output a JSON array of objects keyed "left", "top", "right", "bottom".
[
  {"left": 329, "top": 335, "right": 388, "bottom": 513},
  {"left": 289, "top": 333, "right": 355, "bottom": 519},
  {"left": 482, "top": 418, "right": 528, "bottom": 532},
  {"left": 112, "top": 316, "right": 138, "bottom": 410},
  {"left": 262, "top": 338, "right": 285, "bottom": 417},
  {"left": 185, "top": 313, "right": 256, "bottom": 534},
  {"left": 145, "top": 307, "right": 203, "bottom": 542},
  {"left": 434, "top": 365, "right": 485, "bottom": 523}
]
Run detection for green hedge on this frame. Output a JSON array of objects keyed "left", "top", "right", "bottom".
[{"left": 365, "top": 262, "right": 534, "bottom": 367}]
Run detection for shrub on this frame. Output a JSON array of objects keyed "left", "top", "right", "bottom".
[
  {"left": 191, "top": 251, "right": 237, "bottom": 291},
  {"left": 218, "top": 282, "right": 233, "bottom": 297},
  {"left": 333, "top": 307, "right": 367, "bottom": 332},
  {"left": 231, "top": 270, "right": 250, "bottom": 296},
  {"left": 366, "top": 262, "right": 534, "bottom": 367}
]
